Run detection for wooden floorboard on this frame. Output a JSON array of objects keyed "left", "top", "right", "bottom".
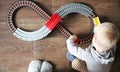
[{"left": 0, "top": 0, "right": 120, "bottom": 72}]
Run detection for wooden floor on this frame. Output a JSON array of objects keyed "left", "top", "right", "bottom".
[{"left": 0, "top": 0, "right": 120, "bottom": 72}]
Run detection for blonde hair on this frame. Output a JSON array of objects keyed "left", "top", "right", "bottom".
[{"left": 94, "top": 22, "right": 120, "bottom": 51}]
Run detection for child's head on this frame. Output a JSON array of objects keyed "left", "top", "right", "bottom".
[{"left": 92, "top": 22, "right": 120, "bottom": 52}]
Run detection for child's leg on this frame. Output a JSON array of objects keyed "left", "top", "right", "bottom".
[
  {"left": 66, "top": 52, "right": 76, "bottom": 62},
  {"left": 66, "top": 52, "right": 88, "bottom": 72},
  {"left": 72, "top": 59, "right": 88, "bottom": 72}
]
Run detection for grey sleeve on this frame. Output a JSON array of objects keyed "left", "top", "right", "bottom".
[{"left": 66, "top": 38, "right": 89, "bottom": 61}]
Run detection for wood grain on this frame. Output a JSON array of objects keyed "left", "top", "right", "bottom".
[{"left": 0, "top": 0, "right": 120, "bottom": 72}]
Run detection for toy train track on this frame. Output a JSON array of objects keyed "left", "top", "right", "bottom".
[{"left": 7, "top": 0, "right": 100, "bottom": 44}]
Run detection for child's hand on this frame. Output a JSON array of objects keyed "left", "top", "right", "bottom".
[{"left": 70, "top": 35, "right": 78, "bottom": 41}]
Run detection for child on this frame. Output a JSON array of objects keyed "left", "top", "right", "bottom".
[{"left": 66, "top": 22, "right": 120, "bottom": 72}]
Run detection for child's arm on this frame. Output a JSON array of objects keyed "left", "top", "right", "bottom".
[{"left": 66, "top": 35, "right": 88, "bottom": 61}]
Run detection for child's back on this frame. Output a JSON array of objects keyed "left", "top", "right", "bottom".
[{"left": 66, "top": 22, "right": 119, "bottom": 72}]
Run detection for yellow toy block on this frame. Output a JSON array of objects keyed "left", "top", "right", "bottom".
[{"left": 93, "top": 17, "right": 100, "bottom": 26}]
